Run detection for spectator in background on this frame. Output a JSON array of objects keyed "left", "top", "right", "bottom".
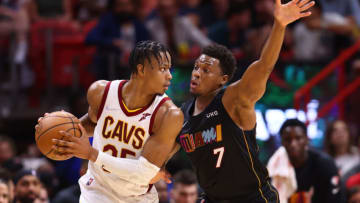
[
  {"left": 13, "top": 169, "right": 41, "bottom": 203},
  {"left": 293, "top": 2, "right": 356, "bottom": 62},
  {"left": 27, "top": 0, "right": 73, "bottom": 22},
  {"left": 0, "top": 136, "right": 23, "bottom": 182},
  {"left": 269, "top": 119, "right": 342, "bottom": 203},
  {"left": 86, "top": 0, "right": 150, "bottom": 79},
  {"left": 247, "top": 0, "right": 274, "bottom": 60},
  {"left": 324, "top": 120, "right": 360, "bottom": 176},
  {"left": 178, "top": 0, "right": 202, "bottom": 27},
  {"left": 347, "top": 186, "right": 360, "bottom": 203},
  {"left": 0, "top": 0, "right": 32, "bottom": 88},
  {"left": 146, "top": 0, "right": 211, "bottom": 61},
  {"left": 170, "top": 170, "right": 198, "bottom": 203},
  {"left": 52, "top": 160, "right": 88, "bottom": 203},
  {"left": 318, "top": 0, "right": 360, "bottom": 27},
  {"left": 34, "top": 187, "right": 48, "bottom": 203},
  {"left": 21, "top": 143, "right": 49, "bottom": 171},
  {"left": 198, "top": 0, "right": 229, "bottom": 29},
  {"left": 252, "top": 0, "right": 274, "bottom": 28},
  {"left": 0, "top": 168, "right": 14, "bottom": 203},
  {"left": 293, "top": 2, "right": 334, "bottom": 62},
  {"left": 0, "top": 135, "right": 16, "bottom": 164},
  {"left": 155, "top": 180, "right": 169, "bottom": 203},
  {"left": 0, "top": 178, "right": 9, "bottom": 203},
  {"left": 73, "top": 0, "right": 108, "bottom": 23},
  {"left": 207, "top": 2, "right": 251, "bottom": 57}
]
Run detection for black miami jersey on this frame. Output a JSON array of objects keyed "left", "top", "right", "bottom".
[{"left": 177, "top": 88, "right": 270, "bottom": 201}]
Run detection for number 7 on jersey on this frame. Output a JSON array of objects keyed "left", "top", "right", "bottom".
[{"left": 213, "top": 147, "right": 224, "bottom": 168}]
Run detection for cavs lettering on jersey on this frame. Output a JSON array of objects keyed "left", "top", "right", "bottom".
[{"left": 79, "top": 80, "right": 169, "bottom": 203}]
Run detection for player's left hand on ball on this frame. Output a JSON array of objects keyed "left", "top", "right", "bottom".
[
  {"left": 51, "top": 124, "right": 93, "bottom": 160},
  {"left": 150, "top": 169, "right": 172, "bottom": 184}
]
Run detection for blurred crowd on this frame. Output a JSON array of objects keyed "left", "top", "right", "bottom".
[
  {"left": 1, "top": 0, "right": 360, "bottom": 106},
  {"left": 1, "top": 0, "right": 360, "bottom": 202},
  {"left": 0, "top": 118, "right": 360, "bottom": 202}
]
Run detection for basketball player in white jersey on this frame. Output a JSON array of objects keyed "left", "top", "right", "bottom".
[{"left": 44, "top": 41, "right": 184, "bottom": 203}]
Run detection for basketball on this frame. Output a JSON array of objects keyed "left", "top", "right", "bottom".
[{"left": 35, "top": 111, "right": 82, "bottom": 161}]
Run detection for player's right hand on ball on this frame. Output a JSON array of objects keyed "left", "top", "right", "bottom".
[{"left": 51, "top": 124, "right": 98, "bottom": 161}]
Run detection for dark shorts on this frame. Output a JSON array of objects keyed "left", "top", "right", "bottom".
[{"left": 198, "top": 181, "right": 279, "bottom": 203}]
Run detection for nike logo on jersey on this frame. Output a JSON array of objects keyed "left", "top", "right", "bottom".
[
  {"left": 139, "top": 113, "right": 152, "bottom": 122},
  {"left": 102, "top": 165, "right": 111, "bottom": 173},
  {"left": 206, "top": 111, "right": 218, "bottom": 118}
]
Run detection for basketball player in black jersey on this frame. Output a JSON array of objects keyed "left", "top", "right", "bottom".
[{"left": 169, "top": 0, "right": 315, "bottom": 202}]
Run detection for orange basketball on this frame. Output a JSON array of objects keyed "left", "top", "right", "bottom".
[{"left": 35, "top": 111, "right": 82, "bottom": 161}]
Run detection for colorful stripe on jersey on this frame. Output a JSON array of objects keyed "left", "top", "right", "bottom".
[{"left": 179, "top": 124, "right": 223, "bottom": 152}]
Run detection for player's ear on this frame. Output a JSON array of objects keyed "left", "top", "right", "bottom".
[
  {"left": 136, "top": 64, "right": 145, "bottom": 77},
  {"left": 220, "top": 74, "right": 229, "bottom": 86}
]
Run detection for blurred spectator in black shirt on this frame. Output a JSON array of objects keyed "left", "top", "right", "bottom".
[{"left": 270, "top": 119, "right": 342, "bottom": 203}]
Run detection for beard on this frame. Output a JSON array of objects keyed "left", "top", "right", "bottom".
[{"left": 16, "top": 196, "right": 36, "bottom": 203}]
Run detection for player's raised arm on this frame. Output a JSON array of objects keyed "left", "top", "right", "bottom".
[
  {"left": 223, "top": 0, "right": 314, "bottom": 129},
  {"left": 79, "top": 80, "right": 108, "bottom": 137}
]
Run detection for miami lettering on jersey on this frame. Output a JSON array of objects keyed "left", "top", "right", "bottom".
[
  {"left": 102, "top": 115, "right": 146, "bottom": 150},
  {"left": 179, "top": 124, "right": 222, "bottom": 152}
]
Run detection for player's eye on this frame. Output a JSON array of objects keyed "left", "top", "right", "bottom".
[
  {"left": 194, "top": 65, "right": 199, "bottom": 70},
  {"left": 160, "top": 68, "right": 165, "bottom": 72}
]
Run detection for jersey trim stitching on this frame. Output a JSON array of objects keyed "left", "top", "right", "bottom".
[
  {"left": 121, "top": 99, "right": 142, "bottom": 112},
  {"left": 118, "top": 80, "right": 157, "bottom": 116},
  {"left": 96, "top": 81, "right": 111, "bottom": 120},
  {"left": 242, "top": 130, "right": 268, "bottom": 203}
]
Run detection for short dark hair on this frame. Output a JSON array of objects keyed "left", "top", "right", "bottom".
[
  {"left": 279, "top": 119, "right": 307, "bottom": 136},
  {"left": 13, "top": 169, "right": 39, "bottom": 185},
  {"left": 173, "top": 170, "right": 197, "bottom": 186},
  {"left": 202, "top": 44, "right": 237, "bottom": 82},
  {"left": 129, "top": 41, "right": 170, "bottom": 75}
]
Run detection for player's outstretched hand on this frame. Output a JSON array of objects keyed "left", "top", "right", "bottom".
[
  {"left": 51, "top": 124, "right": 97, "bottom": 161},
  {"left": 274, "top": 0, "right": 315, "bottom": 27},
  {"left": 150, "top": 169, "right": 172, "bottom": 184}
]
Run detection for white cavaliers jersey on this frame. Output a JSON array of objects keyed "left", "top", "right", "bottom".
[{"left": 79, "top": 80, "right": 170, "bottom": 203}]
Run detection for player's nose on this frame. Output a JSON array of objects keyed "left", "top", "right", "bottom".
[
  {"left": 192, "top": 69, "right": 200, "bottom": 79},
  {"left": 167, "top": 70, "right": 172, "bottom": 80}
]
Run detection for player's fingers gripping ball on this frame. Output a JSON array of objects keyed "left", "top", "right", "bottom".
[{"left": 35, "top": 111, "right": 82, "bottom": 160}]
